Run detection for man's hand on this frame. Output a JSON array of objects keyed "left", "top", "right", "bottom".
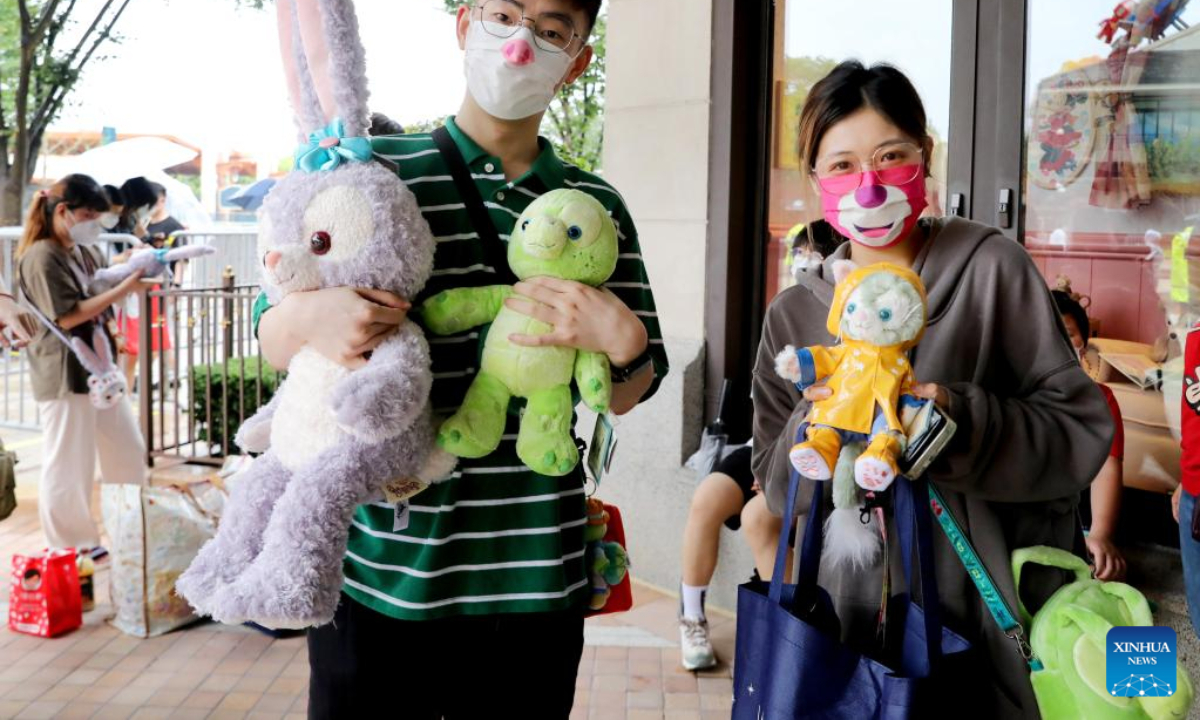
[
  {"left": 1174, "top": 484, "right": 1183, "bottom": 523},
  {"left": 0, "top": 295, "right": 37, "bottom": 349},
  {"left": 283, "top": 287, "right": 410, "bottom": 370},
  {"left": 505, "top": 277, "right": 648, "bottom": 367}
]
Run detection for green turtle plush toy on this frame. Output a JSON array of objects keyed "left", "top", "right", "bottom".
[
  {"left": 1014, "top": 546, "right": 1193, "bottom": 720},
  {"left": 420, "top": 188, "right": 618, "bottom": 476}
]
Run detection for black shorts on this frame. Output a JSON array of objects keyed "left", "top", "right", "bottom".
[{"left": 713, "top": 445, "right": 755, "bottom": 530}]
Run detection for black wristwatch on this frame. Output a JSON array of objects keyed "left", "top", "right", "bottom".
[{"left": 611, "top": 347, "right": 654, "bottom": 384}]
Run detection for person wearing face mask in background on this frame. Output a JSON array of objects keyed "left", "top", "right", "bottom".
[
  {"left": 1052, "top": 288, "right": 1126, "bottom": 582},
  {"left": 115, "top": 176, "right": 156, "bottom": 245},
  {"left": 112, "top": 177, "right": 175, "bottom": 393},
  {"left": 253, "top": 1, "right": 666, "bottom": 717},
  {"left": 751, "top": 62, "right": 1112, "bottom": 719},
  {"left": 15, "top": 174, "right": 147, "bottom": 561},
  {"left": 99, "top": 185, "right": 125, "bottom": 236}
]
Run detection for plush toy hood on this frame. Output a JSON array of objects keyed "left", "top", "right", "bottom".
[{"left": 825, "top": 261, "right": 928, "bottom": 349}]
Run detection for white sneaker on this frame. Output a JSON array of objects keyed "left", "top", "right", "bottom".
[{"left": 680, "top": 616, "right": 717, "bottom": 670}]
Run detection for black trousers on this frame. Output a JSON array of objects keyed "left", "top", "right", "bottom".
[{"left": 307, "top": 593, "right": 586, "bottom": 719}]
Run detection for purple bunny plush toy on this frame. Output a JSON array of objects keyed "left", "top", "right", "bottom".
[{"left": 175, "top": 0, "right": 455, "bottom": 629}]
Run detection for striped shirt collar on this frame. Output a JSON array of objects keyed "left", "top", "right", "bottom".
[{"left": 443, "top": 116, "right": 566, "bottom": 191}]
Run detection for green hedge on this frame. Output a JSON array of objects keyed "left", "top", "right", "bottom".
[{"left": 190, "top": 358, "right": 282, "bottom": 455}]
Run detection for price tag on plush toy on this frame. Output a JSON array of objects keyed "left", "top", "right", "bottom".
[
  {"left": 587, "top": 414, "right": 618, "bottom": 486},
  {"left": 393, "top": 502, "right": 410, "bottom": 532},
  {"left": 382, "top": 478, "right": 428, "bottom": 505}
]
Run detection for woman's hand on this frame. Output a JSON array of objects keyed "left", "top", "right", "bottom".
[
  {"left": 912, "top": 383, "right": 950, "bottom": 409},
  {"left": 1173, "top": 484, "right": 1183, "bottom": 523},
  {"left": 505, "top": 277, "right": 648, "bottom": 367},
  {"left": 117, "top": 270, "right": 146, "bottom": 296},
  {"left": 1084, "top": 533, "right": 1126, "bottom": 581},
  {"left": 285, "top": 287, "right": 410, "bottom": 370},
  {"left": 0, "top": 295, "right": 37, "bottom": 348}
]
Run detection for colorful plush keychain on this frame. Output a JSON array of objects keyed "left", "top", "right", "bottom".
[
  {"left": 775, "top": 260, "right": 928, "bottom": 568},
  {"left": 420, "top": 188, "right": 619, "bottom": 476},
  {"left": 584, "top": 498, "right": 629, "bottom": 612}
]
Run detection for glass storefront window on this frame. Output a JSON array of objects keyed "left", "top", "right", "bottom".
[
  {"left": 765, "top": 0, "right": 953, "bottom": 303},
  {"left": 1023, "top": 1, "right": 1200, "bottom": 491}
]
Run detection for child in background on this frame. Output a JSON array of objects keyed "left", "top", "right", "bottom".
[
  {"left": 1053, "top": 288, "right": 1126, "bottom": 581},
  {"left": 678, "top": 444, "right": 789, "bottom": 670}
]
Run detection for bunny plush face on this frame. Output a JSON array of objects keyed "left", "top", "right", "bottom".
[
  {"left": 832, "top": 264, "right": 926, "bottom": 349},
  {"left": 88, "top": 374, "right": 126, "bottom": 409},
  {"left": 72, "top": 327, "right": 127, "bottom": 410},
  {"left": 507, "top": 189, "right": 618, "bottom": 286},
  {"left": 256, "top": 161, "right": 434, "bottom": 304}
]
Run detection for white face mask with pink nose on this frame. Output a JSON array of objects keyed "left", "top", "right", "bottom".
[{"left": 464, "top": 21, "right": 575, "bottom": 121}]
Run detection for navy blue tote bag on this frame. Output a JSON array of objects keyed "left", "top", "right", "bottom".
[{"left": 733, "top": 458, "right": 975, "bottom": 719}]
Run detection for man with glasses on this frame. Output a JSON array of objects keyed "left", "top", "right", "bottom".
[{"left": 253, "top": 1, "right": 668, "bottom": 717}]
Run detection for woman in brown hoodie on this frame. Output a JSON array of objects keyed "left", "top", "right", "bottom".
[{"left": 752, "top": 62, "right": 1113, "bottom": 719}]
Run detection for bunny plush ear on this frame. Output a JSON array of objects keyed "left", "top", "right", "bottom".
[
  {"left": 278, "top": 0, "right": 329, "bottom": 141},
  {"left": 280, "top": 0, "right": 372, "bottom": 139},
  {"left": 92, "top": 326, "right": 114, "bottom": 370},
  {"left": 832, "top": 259, "right": 859, "bottom": 285},
  {"left": 71, "top": 336, "right": 104, "bottom": 377}
]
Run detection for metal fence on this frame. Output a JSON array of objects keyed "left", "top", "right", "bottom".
[
  {"left": 137, "top": 275, "right": 268, "bottom": 467},
  {"left": 1, "top": 226, "right": 261, "bottom": 436}
]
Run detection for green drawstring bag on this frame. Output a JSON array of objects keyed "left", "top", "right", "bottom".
[{"left": 1013, "top": 546, "right": 1193, "bottom": 720}]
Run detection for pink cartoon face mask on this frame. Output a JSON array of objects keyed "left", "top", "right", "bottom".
[{"left": 819, "top": 166, "right": 928, "bottom": 249}]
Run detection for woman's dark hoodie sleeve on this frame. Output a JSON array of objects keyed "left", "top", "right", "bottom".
[
  {"left": 931, "top": 238, "right": 1114, "bottom": 503},
  {"left": 751, "top": 291, "right": 817, "bottom": 517}
]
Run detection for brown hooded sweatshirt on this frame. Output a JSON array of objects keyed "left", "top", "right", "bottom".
[{"left": 752, "top": 217, "right": 1113, "bottom": 719}]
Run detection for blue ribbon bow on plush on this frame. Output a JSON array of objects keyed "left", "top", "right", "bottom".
[{"left": 295, "top": 118, "right": 373, "bottom": 173}]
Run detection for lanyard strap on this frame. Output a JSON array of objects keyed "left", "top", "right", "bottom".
[{"left": 927, "top": 483, "right": 1044, "bottom": 671}]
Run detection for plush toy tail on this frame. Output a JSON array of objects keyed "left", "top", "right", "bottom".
[
  {"left": 824, "top": 508, "right": 881, "bottom": 570},
  {"left": 822, "top": 441, "right": 880, "bottom": 569}
]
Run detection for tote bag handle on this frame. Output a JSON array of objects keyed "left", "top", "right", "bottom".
[{"left": 768, "top": 423, "right": 946, "bottom": 671}]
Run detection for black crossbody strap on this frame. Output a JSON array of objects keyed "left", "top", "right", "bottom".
[{"left": 431, "top": 126, "right": 515, "bottom": 284}]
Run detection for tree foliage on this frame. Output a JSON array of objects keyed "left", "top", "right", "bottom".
[
  {"left": 439, "top": 0, "right": 606, "bottom": 172},
  {"left": 0, "top": 0, "right": 135, "bottom": 223}
]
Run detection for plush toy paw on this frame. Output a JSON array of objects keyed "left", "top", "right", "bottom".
[
  {"left": 235, "top": 420, "right": 272, "bottom": 454},
  {"left": 774, "top": 345, "right": 802, "bottom": 383},
  {"left": 176, "top": 537, "right": 244, "bottom": 613},
  {"left": 418, "top": 447, "right": 459, "bottom": 484},
  {"left": 420, "top": 292, "right": 472, "bottom": 336},
  {"left": 517, "top": 430, "right": 579, "bottom": 477},
  {"left": 330, "top": 377, "right": 418, "bottom": 441},
  {"left": 438, "top": 410, "right": 502, "bottom": 458},
  {"left": 854, "top": 456, "right": 896, "bottom": 491},
  {"left": 790, "top": 444, "right": 832, "bottom": 480},
  {"left": 213, "top": 561, "right": 340, "bottom": 630},
  {"left": 580, "top": 376, "right": 610, "bottom": 414}
]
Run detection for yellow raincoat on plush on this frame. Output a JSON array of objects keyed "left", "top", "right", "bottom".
[{"left": 804, "top": 263, "right": 928, "bottom": 436}]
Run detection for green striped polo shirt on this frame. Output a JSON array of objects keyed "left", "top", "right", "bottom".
[{"left": 252, "top": 117, "right": 668, "bottom": 620}]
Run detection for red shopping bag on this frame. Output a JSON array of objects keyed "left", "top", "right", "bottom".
[{"left": 8, "top": 549, "right": 83, "bottom": 638}]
